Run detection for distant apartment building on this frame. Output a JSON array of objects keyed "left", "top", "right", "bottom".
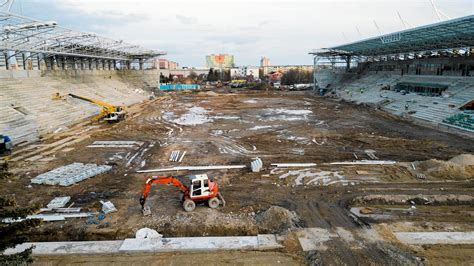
[
  {"left": 230, "top": 66, "right": 259, "bottom": 80},
  {"left": 260, "top": 57, "right": 270, "bottom": 75},
  {"left": 158, "top": 59, "right": 179, "bottom": 70},
  {"left": 261, "top": 64, "right": 313, "bottom": 77},
  {"left": 260, "top": 56, "right": 270, "bottom": 67},
  {"left": 206, "top": 54, "right": 234, "bottom": 69}
]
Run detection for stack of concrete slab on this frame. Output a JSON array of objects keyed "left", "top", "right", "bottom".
[
  {"left": 46, "top": 197, "right": 71, "bottom": 209},
  {"left": 31, "top": 163, "right": 112, "bottom": 186},
  {"left": 88, "top": 141, "right": 144, "bottom": 149}
]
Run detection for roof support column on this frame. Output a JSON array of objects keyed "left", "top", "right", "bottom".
[
  {"left": 6, "top": 51, "right": 18, "bottom": 70},
  {"left": 139, "top": 58, "right": 144, "bottom": 70},
  {"left": 345, "top": 55, "right": 351, "bottom": 72},
  {"left": 313, "top": 55, "right": 318, "bottom": 91},
  {"left": 52, "top": 56, "right": 58, "bottom": 70}
]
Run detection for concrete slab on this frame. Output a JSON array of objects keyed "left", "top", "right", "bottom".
[
  {"left": 297, "top": 228, "right": 337, "bottom": 251},
  {"left": 3, "top": 234, "right": 282, "bottom": 255},
  {"left": 3, "top": 241, "right": 123, "bottom": 255},
  {"left": 120, "top": 236, "right": 263, "bottom": 252},
  {"left": 257, "top": 234, "right": 283, "bottom": 249},
  {"left": 395, "top": 232, "right": 474, "bottom": 245}
]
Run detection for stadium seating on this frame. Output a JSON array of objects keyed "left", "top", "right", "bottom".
[
  {"left": 442, "top": 113, "right": 474, "bottom": 132},
  {"left": 334, "top": 71, "right": 474, "bottom": 132},
  {"left": 0, "top": 71, "right": 155, "bottom": 144}
]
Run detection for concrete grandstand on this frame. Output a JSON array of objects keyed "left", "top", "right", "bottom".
[
  {"left": 310, "top": 15, "right": 474, "bottom": 134},
  {"left": 0, "top": 9, "right": 165, "bottom": 145}
]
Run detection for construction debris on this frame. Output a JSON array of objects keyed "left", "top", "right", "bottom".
[
  {"left": 271, "top": 163, "right": 317, "bottom": 168},
  {"left": 100, "top": 200, "right": 117, "bottom": 214},
  {"left": 168, "top": 150, "right": 186, "bottom": 162},
  {"left": 169, "top": 150, "right": 184, "bottom": 162},
  {"left": 137, "top": 165, "right": 247, "bottom": 173},
  {"left": 329, "top": 160, "right": 396, "bottom": 165},
  {"left": 2, "top": 213, "right": 96, "bottom": 223},
  {"left": 88, "top": 141, "right": 144, "bottom": 149},
  {"left": 135, "top": 228, "right": 162, "bottom": 239},
  {"left": 364, "top": 149, "right": 379, "bottom": 160},
  {"left": 46, "top": 196, "right": 71, "bottom": 209},
  {"left": 251, "top": 158, "right": 263, "bottom": 172},
  {"left": 178, "top": 151, "right": 187, "bottom": 162},
  {"left": 31, "top": 163, "right": 112, "bottom": 186},
  {"left": 416, "top": 173, "right": 426, "bottom": 179}
]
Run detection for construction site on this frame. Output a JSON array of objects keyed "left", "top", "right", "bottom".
[{"left": 1, "top": 1, "right": 474, "bottom": 265}]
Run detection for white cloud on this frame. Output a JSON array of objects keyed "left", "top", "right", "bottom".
[{"left": 42, "top": 0, "right": 474, "bottom": 66}]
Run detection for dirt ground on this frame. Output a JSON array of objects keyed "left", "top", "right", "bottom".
[
  {"left": 32, "top": 251, "right": 305, "bottom": 266},
  {"left": 3, "top": 89, "right": 474, "bottom": 264}
]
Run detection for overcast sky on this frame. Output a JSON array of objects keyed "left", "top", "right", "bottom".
[{"left": 9, "top": 0, "right": 474, "bottom": 67}]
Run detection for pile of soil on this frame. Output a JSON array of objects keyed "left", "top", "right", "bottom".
[
  {"left": 449, "top": 154, "right": 474, "bottom": 166},
  {"left": 256, "top": 206, "right": 301, "bottom": 233},
  {"left": 416, "top": 154, "right": 474, "bottom": 180}
]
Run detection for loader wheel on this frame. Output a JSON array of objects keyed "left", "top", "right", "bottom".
[
  {"left": 183, "top": 199, "right": 196, "bottom": 212},
  {"left": 208, "top": 197, "right": 219, "bottom": 209}
]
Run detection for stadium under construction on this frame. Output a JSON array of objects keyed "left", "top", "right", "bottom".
[{"left": 1, "top": 2, "right": 474, "bottom": 265}]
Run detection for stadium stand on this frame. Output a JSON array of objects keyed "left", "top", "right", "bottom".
[
  {"left": 0, "top": 71, "right": 158, "bottom": 145},
  {"left": 310, "top": 15, "right": 474, "bottom": 135},
  {"left": 0, "top": 9, "right": 165, "bottom": 145}
]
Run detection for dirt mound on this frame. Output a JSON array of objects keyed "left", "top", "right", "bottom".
[
  {"left": 203, "top": 91, "right": 219, "bottom": 96},
  {"left": 256, "top": 206, "right": 301, "bottom": 233},
  {"left": 449, "top": 154, "right": 474, "bottom": 166},
  {"left": 416, "top": 154, "right": 474, "bottom": 180}
]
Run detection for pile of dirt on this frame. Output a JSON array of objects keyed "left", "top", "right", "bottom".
[
  {"left": 416, "top": 154, "right": 474, "bottom": 180},
  {"left": 203, "top": 91, "right": 219, "bottom": 96},
  {"left": 256, "top": 206, "right": 301, "bottom": 233},
  {"left": 449, "top": 154, "right": 474, "bottom": 166}
]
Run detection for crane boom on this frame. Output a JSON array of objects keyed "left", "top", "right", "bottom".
[{"left": 68, "top": 93, "right": 115, "bottom": 109}]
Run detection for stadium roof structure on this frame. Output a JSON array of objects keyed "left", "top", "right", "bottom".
[
  {"left": 310, "top": 15, "right": 474, "bottom": 57},
  {"left": 0, "top": 11, "right": 166, "bottom": 61}
]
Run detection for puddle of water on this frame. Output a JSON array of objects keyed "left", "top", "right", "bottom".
[
  {"left": 249, "top": 125, "right": 273, "bottom": 130},
  {"left": 164, "top": 107, "right": 212, "bottom": 125},
  {"left": 261, "top": 108, "right": 313, "bottom": 121},
  {"left": 244, "top": 99, "right": 258, "bottom": 104}
]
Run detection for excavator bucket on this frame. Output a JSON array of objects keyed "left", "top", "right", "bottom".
[{"left": 139, "top": 195, "right": 151, "bottom": 216}]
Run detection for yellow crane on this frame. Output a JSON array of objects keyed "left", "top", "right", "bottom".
[{"left": 68, "top": 94, "right": 126, "bottom": 122}]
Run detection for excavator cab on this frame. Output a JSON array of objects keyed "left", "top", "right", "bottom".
[
  {"left": 103, "top": 107, "right": 125, "bottom": 122},
  {"left": 189, "top": 175, "right": 211, "bottom": 198}
]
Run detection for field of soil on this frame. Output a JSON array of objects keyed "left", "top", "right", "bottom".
[{"left": 3, "top": 89, "right": 474, "bottom": 264}]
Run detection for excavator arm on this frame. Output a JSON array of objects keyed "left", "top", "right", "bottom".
[
  {"left": 69, "top": 93, "right": 115, "bottom": 109},
  {"left": 69, "top": 93, "right": 124, "bottom": 122},
  {"left": 139, "top": 176, "right": 189, "bottom": 209}
]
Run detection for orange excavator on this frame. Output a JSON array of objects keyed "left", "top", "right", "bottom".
[{"left": 139, "top": 174, "right": 225, "bottom": 213}]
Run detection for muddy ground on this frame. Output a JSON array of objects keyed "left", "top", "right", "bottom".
[{"left": 3, "top": 89, "right": 474, "bottom": 264}]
